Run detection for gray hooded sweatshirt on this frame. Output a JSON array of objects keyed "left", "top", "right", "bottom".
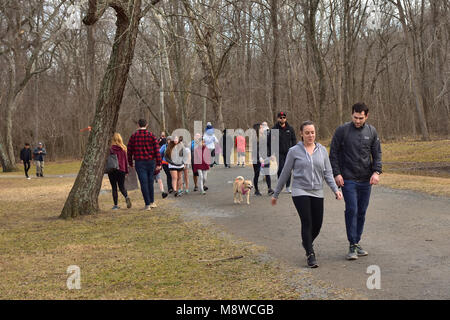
[{"left": 273, "top": 142, "right": 338, "bottom": 199}]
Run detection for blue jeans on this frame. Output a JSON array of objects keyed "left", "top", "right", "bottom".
[
  {"left": 135, "top": 160, "right": 156, "bottom": 206},
  {"left": 342, "top": 180, "right": 372, "bottom": 245}
]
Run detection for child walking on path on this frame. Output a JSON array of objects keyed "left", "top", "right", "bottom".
[{"left": 193, "top": 139, "right": 211, "bottom": 195}]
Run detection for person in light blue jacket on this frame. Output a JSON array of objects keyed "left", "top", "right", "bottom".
[
  {"left": 271, "top": 120, "right": 343, "bottom": 268},
  {"left": 160, "top": 136, "right": 173, "bottom": 193},
  {"left": 203, "top": 122, "right": 218, "bottom": 167}
]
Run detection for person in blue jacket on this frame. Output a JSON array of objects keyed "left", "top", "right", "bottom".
[
  {"left": 33, "top": 142, "right": 47, "bottom": 177},
  {"left": 160, "top": 136, "right": 173, "bottom": 193}
]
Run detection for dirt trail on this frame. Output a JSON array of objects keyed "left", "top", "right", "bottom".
[{"left": 171, "top": 165, "right": 450, "bottom": 300}]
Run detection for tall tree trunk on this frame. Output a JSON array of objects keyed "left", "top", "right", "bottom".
[
  {"left": 270, "top": 0, "right": 279, "bottom": 122},
  {"left": 394, "top": 0, "right": 430, "bottom": 140},
  {"left": 60, "top": 0, "right": 153, "bottom": 219},
  {"left": 303, "top": 0, "right": 326, "bottom": 137}
]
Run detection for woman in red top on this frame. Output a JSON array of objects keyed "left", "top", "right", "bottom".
[
  {"left": 192, "top": 139, "right": 211, "bottom": 194},
  {"left": 109, "top": 133, "right": 132, "bottom": 210}
]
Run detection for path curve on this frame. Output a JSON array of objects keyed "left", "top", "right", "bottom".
[{"left": 171, "top": 166, "right": 450, "bottom": 300}]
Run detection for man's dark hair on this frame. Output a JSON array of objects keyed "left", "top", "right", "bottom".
[
  {"left": 25, "top": 143, "right": 30, "bottom": 146},
  {"left": 352, "top": 102, "right": 369, "bottom": 115},
  {"left": 138, "top": 119, "right": 147, "bottom": 127}
]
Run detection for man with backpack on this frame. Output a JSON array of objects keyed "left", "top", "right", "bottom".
[{"left": 329, "top": 102, "right": 382, "bottom": 261}]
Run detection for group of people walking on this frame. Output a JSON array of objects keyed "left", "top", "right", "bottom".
[
  {"left": 107, "top": 118, "right": 217, "bottom": 211},
  {"left": 271, "top": 102, "right": 382, "bottom": 268},
  {"left": 106, "top": 102, "right": 381, "bottom": 268},
  {"left": 19, "top": 101, "right": 381, "bottom": 269},
  {"left": 19, "top": 142, "right": 47, "bottom": 179}
]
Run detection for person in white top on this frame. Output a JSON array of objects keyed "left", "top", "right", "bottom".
[
  {"left": 203, "top": 122, "right": 219, "bottom": 167},
  {"left": 179, "top": 136, "right": 191, "bottom": 194}
]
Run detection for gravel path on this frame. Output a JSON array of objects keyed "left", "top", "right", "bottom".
[{"left": 171, "top": 165, "right": 450, "bottom": 300}]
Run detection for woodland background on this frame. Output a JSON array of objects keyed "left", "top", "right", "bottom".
[{"left": 1, "top": 0, "right": 449, "bottom": 166}]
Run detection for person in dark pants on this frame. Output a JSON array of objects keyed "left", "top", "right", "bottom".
[
  {"left": 329, "top": 102, "right": 382, "bottom": 261},
  {"left": 160, "top": 136, "right": 173, "bottom": 193},
  {"left": 108, "top": 133, "right": 132, "bottom": 210},
  {"left": 272, "top": 121, "right": 342, "bottom": 268},
  {"left": 191, "top": 133, "right": 202, "bottom": 191},
  {"left": 222, "top": 128, "right": 232, "bottom": 168},
  {"left": 20, "top": 143, "right": 32, "bottom": 179},
  {"left": 252, "top": 123, "right": 273, "bottom": 196},
  {"left": 271, "top": 112, "right": 297, "bottom": 193},
  {"left": 33, "top": 142, "right": 46, "bottom": 177},
  {"left": 127, "top": 119, "right": 162, "bottom": 211}
]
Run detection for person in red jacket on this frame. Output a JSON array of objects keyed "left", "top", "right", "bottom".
[
  {"left": 108, "top": 133, "right": 132, "bottom": 210},
  {"left": 192, "top": 139, "right": 211, "bottom": 194},
  {"left": 127, "top": 119, "right": 162, "bottom": 210}
]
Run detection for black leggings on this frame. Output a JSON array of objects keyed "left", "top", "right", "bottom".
[
  {"left": 162, "top": 164, "right": 173, "bottom": 191},
  {"left": 252, "top": 163, "right": 271, "bottom": 191},
  {"left": 292, "top": 196, "right": 324, "bottom": 255},
  {"left": 23, "top": 161, "right": 30, "bottom": 177},
  {"left": 108, "top": 170, "right": 128, "bottom": 205}
]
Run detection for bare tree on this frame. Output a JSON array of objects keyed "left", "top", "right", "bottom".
[
  {"left": 60, "top": 0, "right": 161, "bottom": 219},
  {"left": 0, "top": 0, "right": 64, "bottom": 171}
]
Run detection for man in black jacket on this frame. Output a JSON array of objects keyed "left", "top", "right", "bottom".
[
  {"left": 329, "top": 102, "right": 382, "bottom": 261},
  {"left": 272, "top": 112, "right": 297, "bottom": 193},
  {"left": 20, "top": 143, "right": 32, "bottom": 179}
]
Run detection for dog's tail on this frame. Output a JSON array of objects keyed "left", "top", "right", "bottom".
[{"left": 235, "top": 176, "right": 244, "bottom": 182}]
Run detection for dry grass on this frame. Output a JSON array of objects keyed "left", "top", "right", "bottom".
[
  {"left": 1, "top": 160, "right": 81, "bottom": 176},
  {"left": 380, "top": 173, "right": 450, "bottom": 197},
  {"left": 382, "top": 139, "right": 450, "bottom": 163},
  {"left": 0, "top": 177, "right": 359, "bottom": 300}
]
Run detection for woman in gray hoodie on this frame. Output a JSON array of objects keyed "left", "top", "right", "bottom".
[{"left": 271, "top": 120, "right": 343, "bottom": 268}]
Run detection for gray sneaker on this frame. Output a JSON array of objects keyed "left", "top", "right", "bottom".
[
  {"left": 126, "top": 197, "right": 132, "bottom": 209},
  {"left": 346, "top": 245, "right": 358, "bottom": 260},
  {"left": 355, "top": 244, "right": 368, "bottom": 256},
  {"left": 112, "top": 205, "right": 120, "bottom": 210}
]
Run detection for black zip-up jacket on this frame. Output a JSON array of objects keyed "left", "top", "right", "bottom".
[
  {"left": 271, "top": 122, "right": 297, "bottom": 155},
  {"left": 20, "top": 148, "right": 32, "bottom": 162},
  {"left": 329, "top": 122, "right": 382, "bottom": 182}
]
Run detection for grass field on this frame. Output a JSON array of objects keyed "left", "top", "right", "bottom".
[
  {"left": 0, "top": 139, "right": 447, "bottom": 299},
  {"left": 0, "top": 177, "right": 359, "bottom": 299}
]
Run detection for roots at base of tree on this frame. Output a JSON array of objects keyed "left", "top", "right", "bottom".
[{"left": 60, "top": 196, "right": 99, "bottom": 219}]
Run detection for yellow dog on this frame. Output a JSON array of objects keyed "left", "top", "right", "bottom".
[{"left": 233, "top": 176, "right": 254, "bottom": 205}]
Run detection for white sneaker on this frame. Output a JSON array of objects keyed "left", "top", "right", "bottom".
[
  {"left": 143, "top": 205, "right": 152, "bottom": 211},
  {"left": 285, "top": 187, "right": 291, "bottom": 193},
  {"left": 149, "top": 203, "right": 158, "bottom": 208}
]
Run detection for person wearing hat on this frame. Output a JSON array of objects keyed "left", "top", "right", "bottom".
[
  {"left": 271, "top": 112, "right": 297, "bottom": 193},
  {"left": 203, "top": 122, "right": 218, "bottom": 168},
  {"left": 33, "top": 142, "right": 47, "bottom": 177}
]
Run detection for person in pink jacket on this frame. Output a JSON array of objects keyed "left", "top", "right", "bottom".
[
  {"left": 192, "top": 139, "right": 211, "bottom": 194},
  {"left": 236, "top": 134, "right": 246, "bottom": 167}
]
